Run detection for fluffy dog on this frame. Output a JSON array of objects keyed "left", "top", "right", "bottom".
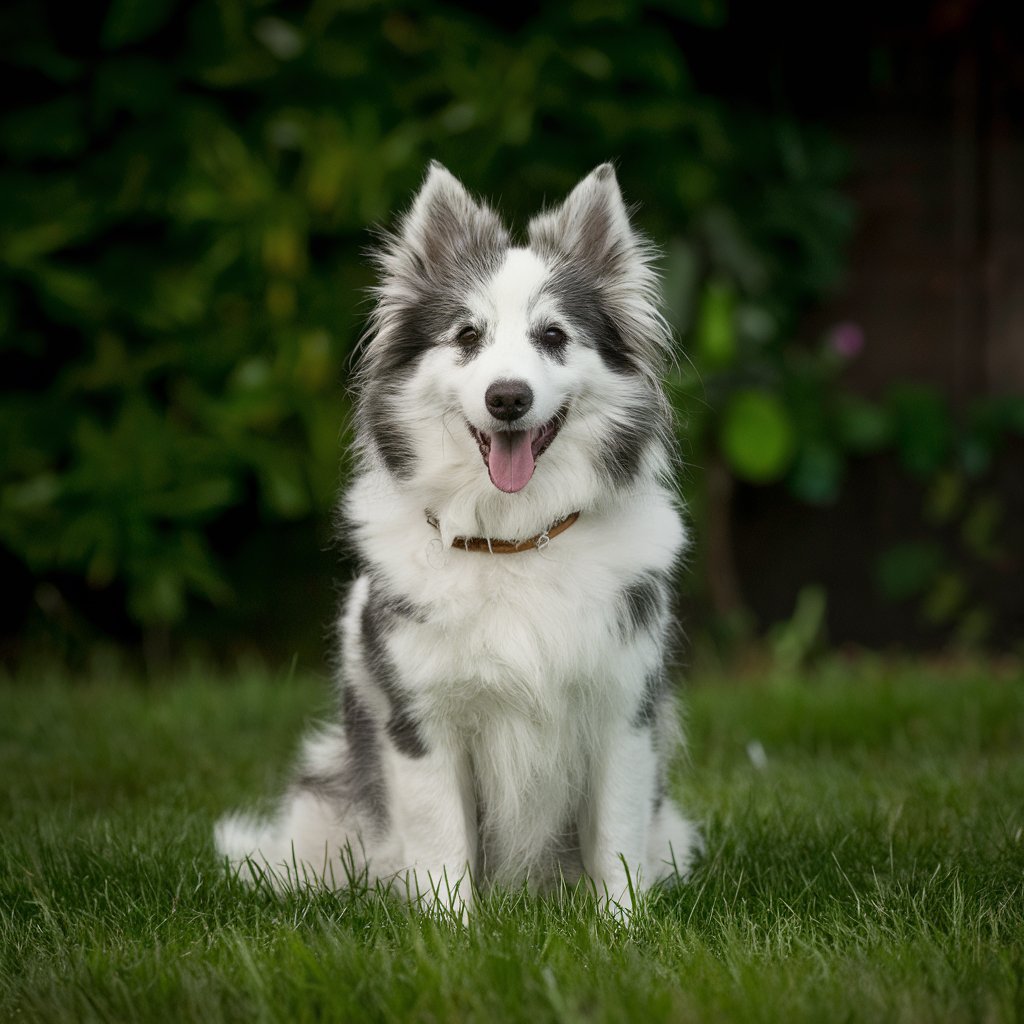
[{"left": 216, "top": 163, "right": 700, "bottom": 915}]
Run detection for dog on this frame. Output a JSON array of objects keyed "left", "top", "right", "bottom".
[{"left": 215, "top": 162, "right": 700, "bottom": 916}]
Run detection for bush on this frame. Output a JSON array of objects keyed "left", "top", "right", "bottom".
[{"left": 0, "top": 0, "right": 854, "bottom": 659}]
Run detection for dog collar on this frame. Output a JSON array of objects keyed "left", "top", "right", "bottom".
[{"left": 425, "top": 510, "right": 580, "bottom": 554}]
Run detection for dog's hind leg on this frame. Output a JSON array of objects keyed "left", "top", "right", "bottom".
[{"left": 214, "top": 725, "right": 373, "bottom": 890}]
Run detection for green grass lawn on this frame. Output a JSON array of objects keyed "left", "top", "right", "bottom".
[{"left": 2, "top": 659, "right": 1022, "bottom": 1023}]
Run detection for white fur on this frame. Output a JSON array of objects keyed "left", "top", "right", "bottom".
[{"left": 216, "top": 164, "right": 701, "bottom": 917}]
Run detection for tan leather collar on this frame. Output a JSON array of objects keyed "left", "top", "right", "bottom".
[{"left": 425, "top": 510, "right": 580, "bottom": 554}]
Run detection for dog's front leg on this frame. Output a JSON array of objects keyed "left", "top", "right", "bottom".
[
  {"left": 580, "top": 723, "right": 657, "bottom": 917},
  {"left": 386, "top": 737, "right": 476, "bottom": 920}
]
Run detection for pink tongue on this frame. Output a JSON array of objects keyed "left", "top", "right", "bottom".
[{"left": 487, "top": 430, "right": 536, "bottom": 493}]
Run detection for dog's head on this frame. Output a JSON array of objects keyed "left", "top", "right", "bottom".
[{"left": 357, "top": 163, "right": 673, "bottom": 526}]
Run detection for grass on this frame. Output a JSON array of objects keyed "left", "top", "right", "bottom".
[{"left": 2, "top": 657, "right": 1023, "bottom": 1023}]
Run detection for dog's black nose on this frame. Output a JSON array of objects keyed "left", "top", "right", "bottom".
[{"left": 485, "top": 379, "right": 534, "bottom": 422}]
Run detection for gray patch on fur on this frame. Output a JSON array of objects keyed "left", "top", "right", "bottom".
[
  {"left": 361, "top": 588, "right": 429, "bottom": 758},
  {"left": 362, "top": 386, "right": 416, "bottom": 478},
  {"left": 293, "top": 695, "right": 389, "bottom": 829},
  {"left": 632, "top": 670, "right": 667, "bottom": 729},
  {"left": 653, "top": 779, "right": 667, "bottom": 815},
  {"left": 369, "top": 574, "right": 428, "bottom": 623},
  {"left": 617, "top": 572, "right": 666, "bottom": 639},
  {"left": 600, "top": 418, "right": 657, "bottom": 487},
  {"left": 341, "top": 687, "right": 389, "bottom": 823},
  {"left": 541, "top": 262, "right": 640, "bottom": 376}
]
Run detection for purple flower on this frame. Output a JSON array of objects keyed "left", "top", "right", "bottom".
[{"left": 828, "top": 321, "right": 865, "bottom": 359}]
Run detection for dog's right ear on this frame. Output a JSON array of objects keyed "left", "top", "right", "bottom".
[
  {"left": 401, "top": 162, "right": 474, "bottom": 246},
  {"left": 395, "top": 162, "right": 508, "bottom": 279}
]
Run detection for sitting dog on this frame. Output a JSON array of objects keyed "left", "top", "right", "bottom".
[{"left": 216, "top": 163, "right": 700, "bottom": 915}]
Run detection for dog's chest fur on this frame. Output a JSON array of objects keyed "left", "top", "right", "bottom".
[
  {"left": 350, "top": 472, "right": 683, "bottom": 708},
  {"left": 344, "top": 476, "right": 684, "bottom": 884}
]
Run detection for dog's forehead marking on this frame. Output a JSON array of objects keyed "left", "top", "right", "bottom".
[{"left": 481, "top": 246, "right": 551, "bottom": 317}]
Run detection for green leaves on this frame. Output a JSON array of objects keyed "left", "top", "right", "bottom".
[
  {"left": 0, "top": 0, "right": 854, "bottom": 647},
  {"left": 788, "top": 440, "right": 843, "bottom": 505},
  {"left": 875, "top": 543, "right": 946, "bottom": 602},
  {"left": 833, "top": 395, "right": 892, "bottom": 454},
  {"left": 102, "top": 0, "right": 177, "bottom": 48},
  {"left": 719, "top": 390, "right": 795, "bottom": 483},
  {"left": 890, "top": 387, "right": 953, "bottom": 479},
  {"left": 695, "top": 278, "right": 738, "bottom": 368}
]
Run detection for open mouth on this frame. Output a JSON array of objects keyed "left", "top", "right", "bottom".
[{"left": 469, "top": 404, "right": 569, "bottom": 493}]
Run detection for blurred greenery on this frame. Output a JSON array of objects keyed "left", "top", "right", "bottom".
[{"left": 1, "top": 0, "right": 1021, "bottom": 663}]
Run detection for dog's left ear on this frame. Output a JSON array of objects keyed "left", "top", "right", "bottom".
[
  {"left": 528, "top": 164, "right": 671, "bottom": 374},
  {"left": 527, "top": 163, "right": 639, "bottom": 270}
]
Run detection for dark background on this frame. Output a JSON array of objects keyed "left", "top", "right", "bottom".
[{"left": 1, "top": 0, "right": 1021, "bottom": 673}]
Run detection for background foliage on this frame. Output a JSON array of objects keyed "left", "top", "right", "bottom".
[{"left": 2, "top": 0, "right": 1020, "bottom": 664}]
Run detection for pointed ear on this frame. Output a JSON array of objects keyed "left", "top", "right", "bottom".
[
  {"left": 401, "top": 162, "right": 474, "bottom": 246},
  {"left": 397, "top": 162, "right": 508, "bottom": 277},
  {"left": 527, "top": 163, "right": 638, "bottom": 267},
  {"left": 527, "top": 165, "right": 671, "bottom": 377}
]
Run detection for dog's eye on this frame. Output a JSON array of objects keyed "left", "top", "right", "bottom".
[
  {"left": 542, "top": 326, "right": 567, "bottom": 346},
  {"left": 456, "top": 326, "right": 479, "bottom": 346}
]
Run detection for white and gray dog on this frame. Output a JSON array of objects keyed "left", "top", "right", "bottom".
[{"left": 216, "top": 162, "right": 700, "bottom": 916}]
